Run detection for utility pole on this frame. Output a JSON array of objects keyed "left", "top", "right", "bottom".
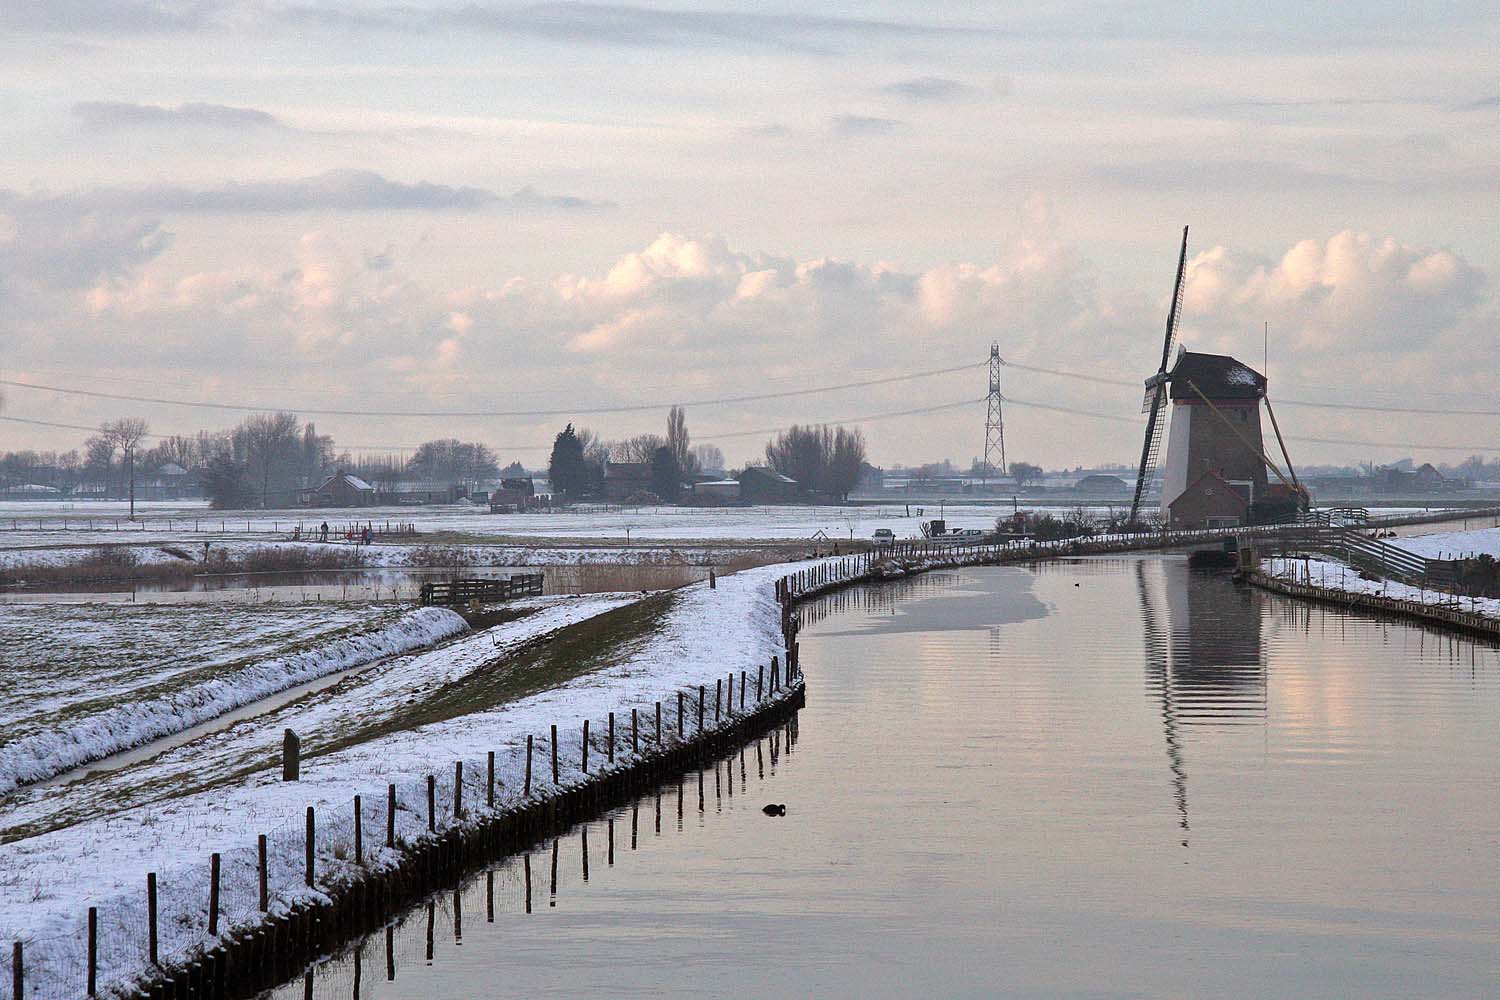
[{"left": 983, "top": 343, "right": 1006, "bottom": 483}]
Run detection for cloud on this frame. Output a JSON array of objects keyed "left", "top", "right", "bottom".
[
  {"left": 830, "top": 114, "right": 906, "bottom": 135},
  {"left": 278, "top": 2, "right": 976, "bottom": 53},
  {"left": 6, "top": 221, "right": 1491, "bottom": 468},
  {"left": 1183, "top": 230, "right": 1485, "bottom": 355},
  {"left": 744, "top": 123, "right": 793, "bottom": 138},
  {"left": 72, "top": 100, "right": 282, "bottom": 129},
  {"left": 10, "top": 170, "right": 612, "bottom": 215},
  {"left": 1453, "top": 95, "right": 1500, "bottom": 111},
  {"left": 884, "top": 76, "right": 968, "bottom": 101},
  {"left": 0, "top": 1, "right": 213, "bottom": 33},
  {"left": 1093, "top": 158, "right": 1380, "bottom": 193}
]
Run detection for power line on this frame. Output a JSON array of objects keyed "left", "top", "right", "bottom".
[
  {"left": 0, "top": 362, "right": 984, "bottom": 419},
  {"left": 697, "top": 397, "right": 987, "bottom": 441},
  {"left": 1006, "top": 358, "right": 1500, "bottom": 419},
  {"left": 0, "top": 415, "right": 433, "bottom": 453}
]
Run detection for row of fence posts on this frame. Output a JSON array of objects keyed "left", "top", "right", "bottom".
[
  {"left": 11, "top": 573, "right": 810, "bottom": 1000},
  {"left": 5, "top": 519, "right": 419, "bottom": 535}
]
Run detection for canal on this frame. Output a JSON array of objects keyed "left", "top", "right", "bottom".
[{"left": 266, "top": 556, "right": 1500, "bottom": 998}]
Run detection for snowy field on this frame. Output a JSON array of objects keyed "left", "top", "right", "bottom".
[
  {"left": 0, "top": 560, "right": 811, "bottom": 998},
  {"left": 0, "top": 603, "right": 467, "bottom": 794},
  {"left": 0, "top": 536, "right": 788, "bottom": 574},
  {"left": 0, "top": 498, "right": 1102, "bottom": 544},
  {"left": 1264, "top": 556, "right": 1500, "bottom": 619},
  {"left": 1392, "top": 524, "right": 1500, "bottom": 560}
]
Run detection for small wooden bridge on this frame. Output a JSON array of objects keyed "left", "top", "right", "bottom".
[{"left": 418, "top": 574, "right": 544, "bottom": 607}]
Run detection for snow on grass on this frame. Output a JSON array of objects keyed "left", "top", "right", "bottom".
[
  {"left": 0, "top": 500, "right": 1108, "bottom": 544},
  {"left": 0, "top": 605, "right": 467, "bottom": 795},
  {"left": 0, "top": 559, "right": 818, "bottom": 998},
  {"left": 1263, "top": 556, "right": 1500, "bottom": 619},
  {"left": 1391, "top": 525, "right": 1500, "bottom": 561}
]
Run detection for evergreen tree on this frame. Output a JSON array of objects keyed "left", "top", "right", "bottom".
[{"left": 548, "top": 424, "right": 589, "bottom": 499}]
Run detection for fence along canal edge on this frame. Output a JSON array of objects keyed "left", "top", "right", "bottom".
[
  {"left": 18, "top": 524, "right": 1494, "bottom": 999},
  {"left": 1244, "top": 568, "right": 1500, "bottom": 643},
  {"left": 9, "top": 567, "right": 821, "bottom": 1000}
]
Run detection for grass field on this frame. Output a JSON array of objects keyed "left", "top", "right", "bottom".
[{"left": 0, "top": 602, "right": 467, "bottom": 794}]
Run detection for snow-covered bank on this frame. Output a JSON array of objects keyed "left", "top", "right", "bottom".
[
  {"left": 0, "top": 607, "right": 467, "bottom": 796},
  {"left": 0, "top": 560, "right": 815, "bottom": 998},
  {"left": 1263, "top": 556, "right": 1500, "bottom": 620}
]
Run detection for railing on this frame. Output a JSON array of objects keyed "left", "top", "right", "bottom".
[{"left": 418, "top": 574, "right": 544, "bottom": 607}]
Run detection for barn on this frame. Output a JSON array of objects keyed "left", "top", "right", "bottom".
[{"left": 301, "top": 471, "right": 376, "bottom": 507}]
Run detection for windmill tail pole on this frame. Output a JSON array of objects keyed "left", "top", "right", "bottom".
[{"left": 1262, "top": 396, "right": 1302, "bottom": 492}]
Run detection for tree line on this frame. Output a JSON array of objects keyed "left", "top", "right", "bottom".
[
  {"left": 547, "top": 407, "right": 865, "bottom": 502},
  {"left": 0, "top": 414, "right": 520, "bottom": 511}
]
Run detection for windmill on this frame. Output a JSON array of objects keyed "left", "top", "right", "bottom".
[
  {"left": 1128, "top": 226, "right": 1191, "bottom": 525},
  {"left": 1128, "top": 228, "right": 1307, "bottom": 529}
]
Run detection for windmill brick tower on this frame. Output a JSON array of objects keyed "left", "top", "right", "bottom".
[{"left": 1157, "top": 351, "right": 1269, "bottom": 527}]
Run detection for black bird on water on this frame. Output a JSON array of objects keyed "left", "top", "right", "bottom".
[{"left": 762, "top": 803, "right": 787, "bottom": 816}]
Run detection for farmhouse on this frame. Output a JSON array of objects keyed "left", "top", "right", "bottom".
[
  {"left": 738, "top": 466, "right": 798, "bottom": 503},
  {"left": 300, "top": 471, "right": 376, "bottom": 507},
  {"left": 603, "top": 462, "right": 653, "bottom": 502}
]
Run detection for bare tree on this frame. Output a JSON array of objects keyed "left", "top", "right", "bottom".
[
  {"left": 828, "top": 426, "right": 866, "bottom": 500},
  {"left": 101, "top": 417, "right": 150, "bottom": 518},
  {"left": 612, "top": 434, "right": 667, "bottom": 464},
  {"left": 237, "top": 412, "right": 302, "bottom": 507},
  {"left": 764, "top": 424, "right": 865, "bottom": 500},
  {"left": 692, "top": 443, "right": 726, "bottom": 475},
  {"left": 667, "top": 405, "right": 697, "bottom": 476}
]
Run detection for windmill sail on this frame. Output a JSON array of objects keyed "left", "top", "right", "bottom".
[{"left": 1128, "top": 226, "right": 1190, "bottom": 524}]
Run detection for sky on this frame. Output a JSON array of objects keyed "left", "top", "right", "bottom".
[{"left": 1, "top": 1, "right": 1497, "bottom": 471}]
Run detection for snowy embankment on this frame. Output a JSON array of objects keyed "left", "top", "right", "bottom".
[
  {"left": 0, "top": 560, "right": 814, "bottom": 998},
  {"left": 1263, "top": 556, "right": 1500, "bottom": 619},
  {"left": 0, "top": 607, "right": 467, "bottom": 795}
]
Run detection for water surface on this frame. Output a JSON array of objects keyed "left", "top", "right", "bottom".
[{"left": 269, "top": 557, "right": 1500, "bottom": 998}]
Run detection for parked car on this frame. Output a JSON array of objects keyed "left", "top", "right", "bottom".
[{"left": 873, "top": 528, "right": 895, "bottom": 542}]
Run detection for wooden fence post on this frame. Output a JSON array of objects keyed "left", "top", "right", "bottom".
[
  {"left": 656, "top": 701, "right": 662, "bottom": 744},
  {"left": 87, "top": 907, "right": 97, "bottom": 996},
  {"left": 487, "top": 751, "right": 495, "bottom": 810},
  {"left": 740, "top": 670, "right": 747, "bottom": 710},
  {"left": 698, "top": 686, "right": 705, "bottom": 733},
  {"left": 282, "top": 728, "right": 300, "bottom": 781},
  {"left": 258, "top": 835, "right": 268, "bottom": 911},
  {"left": 147, "top": 872, "right": 158, "bottom": 965},
  {"left": 354, "top": 795, "right": 363, "bottom": 865},
  {"left": 525, "top": 736, "right": 533, "bottom": 797},
  {"left": 715, "top": 679, "right": 722, "bottom": 723},
  {"left": 454, "top": 761, "right": 464, "bottom": 819},
  {"left": 677, "top": 693, "right": 684, "bottom": 739},
  {"left": 209, "top": 852, "right": 221, "bottom": 936},
  {"left": 551, "top": 725, "right": 559, "bottom": 784},
  {"left": 426, "top": 776, "right": 435, "bottom": 832},
  {"left": 758, "top": 665, "right": 764, "bottom": 700},
  {"left": 387, "top": 784, "right": 396, "bottom": 848},
  {"left": 632, "top": 708, "right": 639, "bottom": 754},
  {"left": 10, "top": 942, "right": 19, "bottom": 1000},
  {"left": 608, "top": 712, "right": 615, "bottom": 764},
  {"left": 582, "top": 720, "right": 590, "bottom": 774},
  {"left": 305, "top": 807, "right": 316, "bottom": 887}
]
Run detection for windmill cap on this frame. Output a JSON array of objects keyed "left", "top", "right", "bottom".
[{"left": 1168, "top": 351, "right": 1266, "bottom": 400}]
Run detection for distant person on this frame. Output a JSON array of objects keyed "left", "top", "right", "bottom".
[
  {"left": 320, "top": 521, "right": 329, "bottom": 542},
  {"left": 362, "top": 525, "right": 372, "bottom": 545}
]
